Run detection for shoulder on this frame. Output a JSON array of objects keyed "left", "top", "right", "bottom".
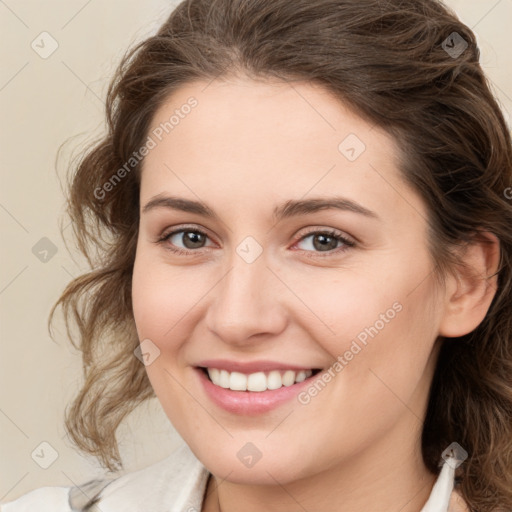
[
  {"left": 0, "top": 486, "right": 72, "bottom": 511},
  {"left": 97, "top": 442, "right": 209, "bottom": 510},
  {"left": 0, "top": 478, "right": 114, "bottom": 511},
  {"left": 1, "top": 443, "right": 210, "bottom": 512}
]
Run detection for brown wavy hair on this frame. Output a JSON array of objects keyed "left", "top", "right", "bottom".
[{"left": 49, "top": 0, "right": 512, "bottom": 509}]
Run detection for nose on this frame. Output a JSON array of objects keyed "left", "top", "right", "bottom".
[{"left": 205, "top": 251, "right": 287, "bottom": 346}]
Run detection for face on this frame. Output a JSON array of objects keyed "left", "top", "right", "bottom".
[{"left": 131, "top": 76, "right": 445, "bottom": 485}]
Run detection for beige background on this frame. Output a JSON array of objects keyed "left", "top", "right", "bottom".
[{"left": 1, "top": 0, "right": 511, "bottom": 502}]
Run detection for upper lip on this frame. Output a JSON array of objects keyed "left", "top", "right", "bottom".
[{"left": 196, "top": 359, "right": 320, "bottom": 374}]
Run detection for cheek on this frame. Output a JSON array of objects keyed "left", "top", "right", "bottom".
[
  {"left": 320, "top": 279, "right": 439, "bottom": 425},
  {"left": 131, "top": 249, "right": 202, "bottom": 341},
  {"left": 131, "top": 249, "right": 221, "bottom": 393},
  {"left": 290, "top": 253, "right": 440, "bottom": 397},
  {"left": 277, "top": 262, "right": 412, "bottom": 359},
  {"left": 131, "top": 251, "right": 202, "bottom": 425}
]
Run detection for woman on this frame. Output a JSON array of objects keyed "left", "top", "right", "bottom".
[{"left": 2, "top": 0, "right": 511, "bottom": 511}]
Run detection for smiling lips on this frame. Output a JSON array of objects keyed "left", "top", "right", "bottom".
[
  {"left": 195, "top": 360, "right": 323, "bottom": 414},
  {"left": 196, "top": 359, "right": 322, "bottom": 393}
]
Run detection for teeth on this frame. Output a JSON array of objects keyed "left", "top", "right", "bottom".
[{"left": 206, "top": 368, "right": 314, "bottom": 392}]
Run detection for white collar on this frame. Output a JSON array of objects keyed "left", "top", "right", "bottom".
[{"left": 420, "top": 457, "right": 457, "bottom": 512}]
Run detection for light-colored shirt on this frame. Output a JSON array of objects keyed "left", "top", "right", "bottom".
[{"left": 0, "top": 442, "right": 463, "bottom": 512}]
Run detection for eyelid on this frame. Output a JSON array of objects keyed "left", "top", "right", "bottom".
[
  {"left": 157, "top": 224, "right": 215, "bottom": 250},
  {"left": 291, "top": 227, "right": 356, "bottom": 258},
  {"left": 295, "top": 226, "right": 356, "bottom": 245}
]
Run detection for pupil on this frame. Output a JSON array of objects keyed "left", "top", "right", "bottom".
[
  {"left": 313, "top": 234, "right": 337, "bottom": 251},
  {"left": 184, "top": 231, "right": 204, "bottom": 249}
]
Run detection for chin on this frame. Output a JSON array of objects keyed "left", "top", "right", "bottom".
[{"left": 192, "top": 442, "right": 317, "bottom": 486}]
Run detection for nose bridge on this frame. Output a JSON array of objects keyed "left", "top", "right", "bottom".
[{"left": 206, "top": 241, "right": 285, "bottom": 343}]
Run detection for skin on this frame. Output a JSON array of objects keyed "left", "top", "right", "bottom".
[{"left": 131, "top": 76, "right": 499, "bottom": 512}]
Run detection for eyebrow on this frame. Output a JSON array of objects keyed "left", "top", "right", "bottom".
[{"left": 142, "top": 194, "right": 380, "bottom": 221}]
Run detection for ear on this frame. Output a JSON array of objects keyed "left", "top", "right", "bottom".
[{"left": 438, "top": 231, "right": 500, "bottom": 338}]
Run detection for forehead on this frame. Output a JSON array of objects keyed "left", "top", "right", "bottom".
[
  {"left": 139, "top": 76, "right": 424, "bottom": 224},
  {"left": 144, "top": 76, "right": 395, "bottom": 161}
]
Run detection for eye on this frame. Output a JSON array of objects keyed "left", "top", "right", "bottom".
[
  {"left": 155, "top": 226, "right": 356, "bottom": 258},
  {"left": 156, "top": 226, "right": 214, "bottom": 255},
  {"left": 293, "top": 229, "right": 356, "bottom": 257}
]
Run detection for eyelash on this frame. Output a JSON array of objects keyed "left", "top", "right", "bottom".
[{"left": 155, "top": 225, "right": 356, "bottom": 258}]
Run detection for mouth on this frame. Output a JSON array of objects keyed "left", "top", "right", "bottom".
[{"left": 197, "top": 366, "right": 323, "bottom": 392}]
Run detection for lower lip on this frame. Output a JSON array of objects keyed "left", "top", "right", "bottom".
[{"left": 195, "top": 367, "right": 319, "bottom": 415}]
